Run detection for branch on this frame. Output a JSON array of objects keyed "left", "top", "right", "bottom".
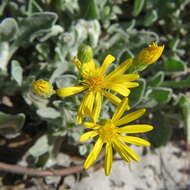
[{"left": 0, "top": 162, "right": 83, "bottom": 177}]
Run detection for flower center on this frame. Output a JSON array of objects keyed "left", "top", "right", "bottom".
[
  {"left": 84, "top": 74, "right": 105, "bottom": 91},
  {"left": 98, "top": 121, "right": 118, "bottom": 142}
]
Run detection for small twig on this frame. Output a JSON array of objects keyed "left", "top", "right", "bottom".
[{"left": 0, "top": 162, "right": 83, "bottom": 177}]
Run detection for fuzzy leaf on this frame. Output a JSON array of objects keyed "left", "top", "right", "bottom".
[
  {"left": 29, "top": 135, "right": 49, "bottom": 157},
  {"left": 148, "top": 87, "right": 172, "bottom": 104},
  {"left": 129, "top": 79, "right": 146, "bottom": 107},
  {"left": 37, "top": 107, "right": 61, "bottom": 119},
  {"left": 149, "top": 112, "right": 172, "bottom": 147},
  {"left": 16, "top": 12, "right": 57, "bottom": 46},
  {"left": 162, "top": 77, "right": 190, "bottom": 88},
  {"left": 0, "top": 18, "right": 18, "bottom": 42},
  {"left": 178, "top": 95, "right": 190, "bottom": 143},
  {"left": 11, "top": 60, "right": 23, "bottom": 86},
  {"left": 163, "top": 58, "right": 186, "bottom": 73},
  {"left": 144, "top": 10, "right": 158, "bottom": 27},
  {"left": 0, "top": 112, "right": 25, "bottom": 135},
  {"left": 148, "top": 71, "right": 165, "bottom": 87},
  {"left": 79, "top": 0, "right": 99, "bottom": 19},
  {"left": 132, "top": 0, "right": 145, "bottom": 17}
]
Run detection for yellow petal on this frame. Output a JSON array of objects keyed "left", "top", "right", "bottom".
[
  {"left": 106, "top": 74, "right": 140, "bottom": 83},
  {"left": 99, "top": 54, "right": 115, "bottom": 75},
  {"left": 119, "top": 74, "right": 140, "bottom": 81},
  {"left": 84, "top": 122, "right": 97, "bottom": 128},
  {"left": 123, "top": 82, "right": 139, "bottom": 88},
  {"left": 112, "top": 97, "right": 129, "bottom": 122},
  {"left": 104, "top": 143, "right": 113, "bottom": 176},
  {"left": 108, "top": 85, "right": 130, "bottom": 96},
  {"left": 56, "top": 86, "right": 87, "bottom": 97},
  {"left": 76, "top": 91, "right": 95, "bottom": 124},
  {"left": 80, "top": 131, "right": 98, "bottom": 142},
  {"left": 114, "top": 139, "right": 139, "bottom": 162},
  {"left": 106, "top": 58, "right": 133, "bottom": 79},
  {"left": 80, "top": 91, "right": 95, "bottom": 115},
  {"left": 115, "top": 109, "right": 146, "bottom": 126},
  {"left": 112, "top": 140, "right": 130, "bottom": 162},
  {"left": 118, "top": 135, "right": 151, "bottom": 146},
  {"left": 81, "top": 60, "right": 97, "bottom": 76},
  {"left": 102, "top": 90, "right": 121, "bottom": 105},
  {"left": 84, "top": 138, "right": 104, "bottom": 169},
  {"left": 85, "top": 91, "right": 95, "bottom": 115},
  {"left": 118, "top": 124, "right": 153, "bottom": 133},
  {"left": 91, "top": 92, "right": 102, "bottom": 123},
  {"left": 76, "top": 93, "right": 90, "bottom": 124}
]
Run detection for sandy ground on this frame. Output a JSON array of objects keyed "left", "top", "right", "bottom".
[{"left": 71, "top": 143, "right": 190, "bottom": 190}]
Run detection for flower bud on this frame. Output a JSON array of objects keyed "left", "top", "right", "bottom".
[
  {"left": 128, "top": 43, "right": 164, "bottom": 73},
  {"left": 137, "top": 42, "right": 164, "bottom": 65},
  {"left": 31, "top": 79, "right": 55, "bottom": 98},
  {"left": 77, "top": 44, "right": 93, "bottom": 63}
]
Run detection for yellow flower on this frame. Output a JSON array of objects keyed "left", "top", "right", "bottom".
[
  {"left": 80, "top": 97, "right": 153, "bottom": 176},
  {"left": 56, "top": 55, "right": 140, "bottom": 124},
  {"left": 138, "top": 42, "right": 164, "bottom": 65},
  {"left": 32, "top": 79, "right": 55, "bottom": 98}
]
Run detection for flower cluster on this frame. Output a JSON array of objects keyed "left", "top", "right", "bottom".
[{"left": 31, "top": 42, "right": 164, "bottom": 176}]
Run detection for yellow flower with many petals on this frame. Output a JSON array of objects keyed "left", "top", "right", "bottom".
[
  {"left": 56, "top": 55, "right": 139, "bottom": 124},
  {"left": 32, "top": 79, "right": 55, "bottom": 98},
  {"left": 138, "top": 42, "right": 164, "bottom": 65},
  {"left": 80, "top": 97, "right": 153, "bottom": 176}
]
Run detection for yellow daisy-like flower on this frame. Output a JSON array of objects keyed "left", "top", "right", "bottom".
[
  {"left": 32, "top": 79, "right": 55, "bottom": 98},
  {"left": 56, "top": 55, "right": 140, "bottom": 124},
  {"left": 80, "top": 97, "right": 153, "bottom": 176},
  {"left": 138, "top": 42, "right": 164, "bottom": 65}
]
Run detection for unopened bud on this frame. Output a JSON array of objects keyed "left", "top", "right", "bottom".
[
  {"left": 31, "top": 79, "right": 55, "bottom": 98},
  {"left": 77, "top": 44, "right": 93, "bottom": 63},
  {"left": 137, "top": 42, "right": 164, "bottom": 65}
]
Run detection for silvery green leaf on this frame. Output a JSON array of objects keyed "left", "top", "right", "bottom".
[
  {"left": 11, "top": 60, "right": 23, "bottom": 86},
  {"left": 28, "top": 0, "right": 43, "bottom": 16},
  {"left": 39, "top": 25, "right": 64, "bottom": 42},
  {"left": 29, "top": 135, "right": 49, "bottom": 157},
  {"left": 129, "top": 79, "right": 146, "bottom": 107},
  {"left": 75, "top": 20, "right": 88, "bottom": 44},
  {"left": 49, "top": 62, "right": 70, "bottom": 83},
  {"left": 178, "top": 95, "right": 190, "bottom": 143},
  {"left": 144, "top": 10, "right": 158, "bottom": 27},
  {"left": 132, "top": 0, "right": 145, "bottom": 17},
  {"left": 163, "top": 58, "right": 187, "bottom": 73},
  {"left": 79, "top": 144, "right": 88, "bottom": 156},
  {"left": 37, "top": 107, "right": 61, "bottom": 119},
  {"left": 0, "top": 112, "right": 25, "bottom": 135},
  {"left": 88, "top": 20, "right": 101, "bottom": 47},
  {"left": 0, "top": 18, "right": 18, "bottom": 42},
  {"left": 0, "top": 42, "right": 9, "bottom": 71},
  {"left": 79, "top": 0, "right": 99, "bottom": 19},
  {"left": 162, "top": 77, "right": 190, "bottom": 88},
  {"left": 148, "top": 71, "right": 165, "bottom": 87},
  {"left": 119, "top": 48, "right": 134, "bottom": 63},
  {"left": 0, "top": 0, "right": 8, "bottom": 16},
  {"left": 55, "top": 74, "right": 77, "bottom": 88},
  {"left": 148, "top": 87, "right": 172, "bottom": 104},
  {"left": 16, "top": 12, "right": 57, "bottom": 46}
]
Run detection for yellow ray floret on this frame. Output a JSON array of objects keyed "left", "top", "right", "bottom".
[
  {"left": 56, "top": 55, "right": 140, "bottom": 124},
  {"left": 80, "top": 97, "right": 153, "bottom": 176}
]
